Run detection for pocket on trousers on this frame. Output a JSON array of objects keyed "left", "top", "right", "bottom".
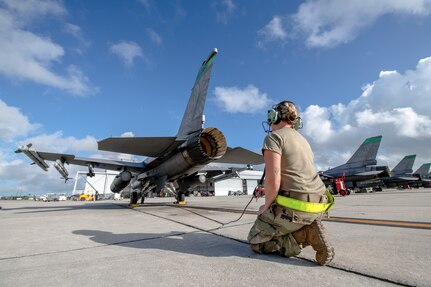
[
  {"left": 284, "top": 208, "right": 320, "bottom": 225},
  {"left": 247, "top": 212, "right": 276, "bottom": 244}
]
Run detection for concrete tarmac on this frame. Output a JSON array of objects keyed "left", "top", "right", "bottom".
[{"left": 1, "top": 189, "right": 430, "bottom": 286}]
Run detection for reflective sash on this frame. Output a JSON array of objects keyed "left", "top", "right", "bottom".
[{"left": 275, "top": 191, "right": 335, "bottom": 213}]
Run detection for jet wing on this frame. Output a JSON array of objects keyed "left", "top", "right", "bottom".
[
  {"left": 354, "top": 170, "right": 384, "bottom": 176},
  {"left": 98, "top": 137, "right": 185, "bottom": 157},
  {"left": 32, "top": 151, "right": 144, "bottom": 172},
  {"left": 394, "top": 176, "right": 420, "bottom": 181},
  {"left": 216, "top": 147, "right": 263, "bottom": 165}
]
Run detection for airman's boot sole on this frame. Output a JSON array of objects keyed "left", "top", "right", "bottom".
[
  {"left": 292, "top": 220, "right": 335, "bottom": 266},
  {"left": 312, "top": 220, "right": 334, "bottom": 266}
]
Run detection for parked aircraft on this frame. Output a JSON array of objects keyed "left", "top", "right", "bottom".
[
  {"left": 412, "top": 163, "right": 431, "bottom": 187},
  {"left": 16, "top": 48, "right": 263, "bottom": 205},
  {"left": 319, "top": 135, "right": 391, "bottom": 188},
  {"left": 381, "top": 155, "right": 419, "bottom": 187}
]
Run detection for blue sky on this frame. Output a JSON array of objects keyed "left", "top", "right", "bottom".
[{"left": 1, "top": 0, "right": 431, "bottom": 195}]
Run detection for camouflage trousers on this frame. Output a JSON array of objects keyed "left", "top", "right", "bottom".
[{"left": 247, "top": 204, "right": 322, "bottom": 257}]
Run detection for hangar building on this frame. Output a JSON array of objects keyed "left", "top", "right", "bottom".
[{"left": 72, "top": 169, "right": 264, "bottom": 197}]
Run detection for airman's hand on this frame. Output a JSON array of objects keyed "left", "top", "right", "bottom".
[
  {"left": 254, "top": 186, "right": 265, "bottom": 200},
  {"left": 257, "top": 204, "right": 268, "bottom": 215}
]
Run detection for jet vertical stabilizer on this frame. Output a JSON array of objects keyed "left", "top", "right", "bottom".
[
  {"left": 413, "top": 163, "right": 431, "bottom": 177},
  {"left": 345, "top": 135, "right": 382, "bottom": 168},
  {"left": 391, "top": 155, "right": 416, "bottom": 176},
  {"left": 176, "top": 48, "right": 218, "bottom": 139},
  {"left": 319, "top": 135, "right": 389, "bottom": 188},
  {"left": 380, "top": 155, "right": 418, "bottom": 187}
]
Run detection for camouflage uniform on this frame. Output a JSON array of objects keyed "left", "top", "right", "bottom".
[{"left": 248, "top": 203, "right": 324, "bottom": 257}]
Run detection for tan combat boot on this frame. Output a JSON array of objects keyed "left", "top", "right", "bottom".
[{"left": 292, "top": 220, "right": 334, "bottom": 266}]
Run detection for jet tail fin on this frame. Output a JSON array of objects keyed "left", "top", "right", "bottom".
[
  {"left": 346, "top": 135, "right": 382, "bottom": 167},
  {"left": 176, "top": 48, "right": 218, "bottom": 139},
  {"left": 391, "top": 155, "right": 416, "bottom": 175},
  {"left": 413, "top": 163, "right": 431, "bottom": 176}
]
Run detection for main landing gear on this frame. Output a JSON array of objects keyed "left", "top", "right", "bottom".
[
  {"left": 175, "top": 192, "right": 186, "bottom": 205},
  {"left": 129, "top": 191, "right": 142, "bottom": 207}
]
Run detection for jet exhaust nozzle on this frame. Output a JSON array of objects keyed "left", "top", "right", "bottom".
[{"left": 184, "top": 127, "right": 227, "bottom": 165}]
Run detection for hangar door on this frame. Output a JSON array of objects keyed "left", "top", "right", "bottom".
[{"left": 214, "top": 179, "right": 243, "bottom": 196}]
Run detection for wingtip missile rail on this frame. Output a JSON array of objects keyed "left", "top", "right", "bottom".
[{"left": 15, "top": 144, "right": 49, "bottom": 171}]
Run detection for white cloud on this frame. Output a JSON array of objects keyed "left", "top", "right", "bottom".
[
  {"left": 0, "top": 99, "right": 39, "bottom": 141},
  {"left": 146, "top": 28, "right": 163, "bottom": 45},
  {"left": 214, "top": 85, "right": 272, "bottom": 113},
  {"left": 20, "top": 131, "right": 98, "bottom": 154},
  {"left": 257, "top": 16, "right": 287, "bottom": 47},
  {"left": 0, "top": 1, "right": 96, "bottom": 95},
  {"left": 215, "top": 0, "right": 236, "bottom": 25},
  {"left": 120, "top": 131, "right": 135, "bottom": 137},
  {"left": 302, "top": 55, "right": 431, "bottom": 171},
  {"left": 0, "top": 99, "right": 148, "bottom": 195},
  {"left": 292, "top": 0, "right": 431, "bottom": 48},
  {"left": 0, "top": 0, "right": 66, "bottom": 20},
  {"left": 138, "top": 0, "right": 150, "bottom": 12},
  {"left": 109, "top": 41, "right": 143, "bottom": 67},
  {"left": 64, "top": 23, "right": 90, "bottom": 54},
  {"left": 0, "top": 99, "right": 101, "bottom": 195}
]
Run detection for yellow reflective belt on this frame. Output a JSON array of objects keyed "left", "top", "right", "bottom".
[{"left": 275, "top": 191, "right": 335, "bottom": 213}]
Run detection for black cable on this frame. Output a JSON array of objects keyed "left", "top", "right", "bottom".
[{"left": 215, "top": 169, "right": 266, "bottom": 227}]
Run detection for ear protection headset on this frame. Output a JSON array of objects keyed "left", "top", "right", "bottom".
[{"left": 267, "top": 101, "right": 303, "bottom": 130}]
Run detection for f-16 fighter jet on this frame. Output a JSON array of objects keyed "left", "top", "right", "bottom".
[
  {"left": 16, "top": 49, "right": 263, "bottom": 205},
  {"left": 319, "top": 135, "right": 390, "bottom": 188}
]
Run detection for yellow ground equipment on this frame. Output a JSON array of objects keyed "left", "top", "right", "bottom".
[{"left": 78, "top": 194, "right": 94, "bottom": 201}]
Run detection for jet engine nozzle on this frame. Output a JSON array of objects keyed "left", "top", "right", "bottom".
[{"left": 184, "top": 127, "right": 227, "bottom": 165}]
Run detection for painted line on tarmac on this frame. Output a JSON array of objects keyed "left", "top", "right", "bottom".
[
  {"left": 166, "top": 204, "right": 431, "bottom": 230},
  {"left": 121, "top": 203, "right": 412, "bottom": 287},
  {"left": 325, "top": 217, "right": 431, "bottom": 230}
]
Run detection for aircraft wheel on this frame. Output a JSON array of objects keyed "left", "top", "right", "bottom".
[
  {"left": 140, "top": 195, "right": 145, "bottom": 204},
  {"left": 346, "top": 189, "right": 351, "bottom": 195},
  {"left": 339, "top": 190, "right": 346, "bottom": 196},
  {"left": 130, "top": 191, "right": 138, "bottom": 205},
  {"left": 176, "top": 193, "right": 186, "bottom": 204}
]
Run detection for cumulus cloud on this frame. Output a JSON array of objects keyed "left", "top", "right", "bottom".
[
  {"left": 302, "top": 56, "right": 431, "bottom": 171},
  {"left": 0, "top": 99, "right": 39, "bottom": 141},
  {"left": 214, "top": 85, "right": 272, "bottom": 113},
  {"left": 0, "top": 99, "right": 101, "bottom": 195},
  {"left": 120, "top": 131, "right": 135, "bottom": 137},
  {"left": 291, "top": 0, "right": 431, "bottom": 48},
  {"left": 257, "top": 16, "right": 287, "bottom": 48},
  {"left": 109, "top": 41, "right": 143, "bottom": 67},
  {"left": 0, "top": 99, "right": 145, "bottom": 195},
  {"left": 19, "top": 131, "right": 98, "bottom": 154},
  {"left": 0, "top": 0, "right": 96, "bottom": 95}
]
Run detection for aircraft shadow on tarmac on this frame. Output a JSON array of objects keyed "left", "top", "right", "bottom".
[{"left": 72, "top": 229, "right": 315, "bottom": 267}]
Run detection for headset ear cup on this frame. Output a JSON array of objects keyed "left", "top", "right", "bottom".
[{"left": 268, "top": 109, "right": 279, "bottom": 125}]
